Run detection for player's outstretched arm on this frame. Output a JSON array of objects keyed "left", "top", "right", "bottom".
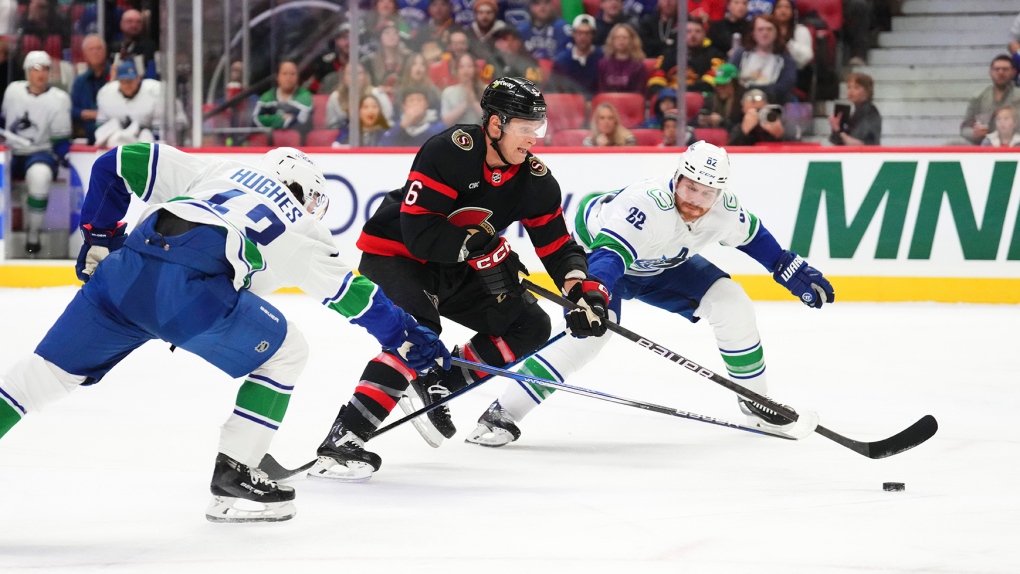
[{"left": 772, "top": 251, "right": 835, "bottom": 309}]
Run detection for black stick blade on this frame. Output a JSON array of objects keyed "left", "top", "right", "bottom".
[
  {"left": 865, "top": 414, "right": 938, "bottom": 459},
  {"left": 258, "top": 453, "right": 315, "bottom": 481}
]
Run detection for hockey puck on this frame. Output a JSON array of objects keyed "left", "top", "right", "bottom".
[{"left": 883, "top": 482, "right": 905, "bottom": 492}]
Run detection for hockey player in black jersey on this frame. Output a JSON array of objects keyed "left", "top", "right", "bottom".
[{"left": 312, "top": 77, "right": 612, "bottom": 481}]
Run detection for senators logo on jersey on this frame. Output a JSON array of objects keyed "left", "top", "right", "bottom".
[
  {"left": 529, "top": 156, "right": 548, "bottom": 177},
  {"left": 448, "top": 207, "right": 496, "bottom": 236},
  {"left": 452, "top": 129, "right": 474, "bottom": 150}
]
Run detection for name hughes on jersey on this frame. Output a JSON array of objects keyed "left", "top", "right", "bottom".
[{"left": 228, "top": 168, "right": 304, "bottom": 223}]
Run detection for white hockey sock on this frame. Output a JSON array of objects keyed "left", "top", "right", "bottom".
[
  {"left": 218, "top": 326, "right": 308, "bottom": 468},
  {"left": 0, "top": 353, "right": 86, "bottom": 424},
  {"left": 497, "top": 322, "right": 614, "bottom": 422},
  {"left": 694, "top": 279, "right": 769, "bottom": 396},
  {"left": 24, "top": 163, "right": 53, "bottom": 238}
]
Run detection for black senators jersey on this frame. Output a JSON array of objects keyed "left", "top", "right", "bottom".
[{"left": 357, "top": 124, "right": 587, "bottom": 287}]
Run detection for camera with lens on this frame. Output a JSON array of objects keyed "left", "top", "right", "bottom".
[{"left": 758, "top": 104, "right": 783, "bottom": 124}]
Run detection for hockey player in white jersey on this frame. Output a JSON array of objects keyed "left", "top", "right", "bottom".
[
  {"left": 466, "top": 141, "right": 835, "bottom": 447},
  {"left": 94, "top": 60, "right": 167, "bottom": 147},
  {"left": 0, "top": 50, "right": 72, "bottom": 255},
  {"left": 0, "top": 145, "right": 451, "bottom": 522}
]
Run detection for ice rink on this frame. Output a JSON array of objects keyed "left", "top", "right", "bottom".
[{"left": 1, "top": 286, "right": 1016, "bottom": 573}]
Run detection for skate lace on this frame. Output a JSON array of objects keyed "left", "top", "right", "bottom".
[
  {"left": 248, "top": 467, "right": 275, "bottom": 487},
  {"left": 427, "top": 384, "right": 451, "bottom": 399}
]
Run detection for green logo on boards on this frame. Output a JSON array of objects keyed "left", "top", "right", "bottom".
[{"left": 791, "top": 161, "right": 1020, "bottom": 261}]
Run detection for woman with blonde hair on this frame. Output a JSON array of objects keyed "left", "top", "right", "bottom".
[
  {"left": 981, "top": 106, "right": 1020, "bottom": 147},
  {"left": 326, "top": 62, "right": 395, "bottom": 131},
  {"left": 440, "top": 53, "right": 485, "bottom": 126},
  {"left": 583, "top": 102, "right": 637, "bottom": 146},
  {"left": 334, "top": 94, "right": 392, "bottom": 147},
  {"left": 395, "top": 52, "right": 442, "bottom": 115},
  {"left": 596, "top": 23, "right": 647, "bottom": 94}
]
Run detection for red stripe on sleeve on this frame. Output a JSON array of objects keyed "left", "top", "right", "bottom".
[
  {"left": 409, "top": 171, "right": 459, "bottom": 200},
  {"left": 521, "top": 207, "right": 563, "bottom": 228},
  {"left": 356, "top": 232, "right": 426, "bottom": 263},
  {"left": 400, "top": 202, "right": 443, "bottom": 216},
  {"left": 533, "top": 234, "right": 572, "bottom": 258}
]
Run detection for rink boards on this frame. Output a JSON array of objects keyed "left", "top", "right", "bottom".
[{"left": 1, "top": 146, "right": 1018, "bottom": 303}]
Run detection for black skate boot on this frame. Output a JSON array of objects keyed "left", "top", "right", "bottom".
[
  {"left": 465, "top": 400, "right": 521, "bottom": 447},
  {"left": 206, "top": 453, "right": 296, "bottom": 523},
  {"left": 407, "top": 368, "right": 457, "bottom": 439},
  {"left": 309, "top": 408, "right": 381, "bottom": 482}
]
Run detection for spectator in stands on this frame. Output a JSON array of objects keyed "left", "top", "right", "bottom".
[
  {"left": 597, "top": 23, "right": 647, "bottom": 93},
  {"left": 452, "top": 0, "right": 478, "bottom": 28},
  {"left": 110, "top": 9, "right": 157, "bottom": 80},
  {"left": 689, "top": 0, "right": 725, "bottom": 23},
  {"left": 441, "top": 53, "right": 485, "bottom": 125},
  {"left": 647, "top": 18, "right": 723, "bottom": 97},
  {"left": 729, "top": 14, "right": 796, "bottom": 103},
  {"left": 363, "top": 20, "right": 413, "bottom": 100},
  {"left": 396, "top": 52, "right": 443, "bottom": 114},
  {"left": 253, "top": 61, "right": 314, "bottom": 134},
  {"left": 327, "top": 62, "right": 395, "bottom": 130},
  {"left": 366, "top": 0, "right": 413, "bottom": 40},
  {"left": 519, "top": 0, "right": 571, "bottom": 61},
  {"left": 980, "top": 106, "right": 1020, "bottom": 147},
  {"left": 658, "top": 109, "right": 697, "bottom": 146},
  {"left": 746, "top": 0, "right": 774, "bottom": 19},
  {"left": 311, "top": 22, "right": 352, "bottom": 95},
  {"left": 502, "top": 0, "right": 533, "bottom": 29},
  {"left": 401, "top": 0, "right": 432, "bottom": 31},
  {"left": 594, "top": 0, "right": 637, "bottom": 46},
  {"left": 708, "top": 0, "right": 750, "bottom": 57},
  {"left": 636, "top": 0, "right": 678, "bottom": 60},
  {"left": 960, "top": 55, "right": 1020, "bottom": 145},
  {"left": 727, "top": 87, "right": 783, "bottom": 145},
  {"left": 584, "top": 101, "right": 637, "bottom": 145},
  {"left": 697, "top": 61, "right": 744, "bottom": 131},
  {"left": 828, "top": 71, "right": 880, "bottom": 146},
  {"left": 468, "top": 0, "right": 509, "bottom": 59},
  {"left": 842, "top": 0, "right": 870, "bottom": 68},
  {"left": 334, "top": 94, "right": 392, "bottom": 147},
  {"left": 379, "top": 88, "right": 446, "bottom": 145},
  {"left": 771, "top": 0, "right": 812, "bottom": 100},
  {"left": 411, "top": 0, "right": 465, "bottom": 56},
  {"left": 70, "top": 34, "right": 110, "bottom": 144},
  {"left": 430, "top": 30, "right": 474, "bottom": 89},
  {"left": 551, "top": 14, "right": 603, "bottom": 98},
  {"left": 641, "top": 86, "right": 676, "bottom": 128},
  {"left": 21, "top": 0, "right": 69, "bottom": 50},
  {"left": 94, "top": 60, "right": 164, "bottom": 147},
  {"left": 483, "top": 27, "right": 545, "bottom": 84}
]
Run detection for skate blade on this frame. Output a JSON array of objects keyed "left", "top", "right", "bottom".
[
  {"left": 397, "top": 393, "right": 444, "bottom": 448},
  {"left": 464, "top": 423, "right": 516, "bottom": 448},
  {"left": 306, "top": 457, "right": 374, "bottom": 483},
  {"left": 205, "top": 496, "right": 296, "bottom": 523}
]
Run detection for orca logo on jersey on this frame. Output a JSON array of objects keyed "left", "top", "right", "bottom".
[
  {"left": 452, "top": 129, "right": 474, "bottom": 150},
  {"left": 449, "top": 207, "right": 496, "bottom": 235},
  {"left": 529, "top": 157, "right": 548, "bottom": 177}
]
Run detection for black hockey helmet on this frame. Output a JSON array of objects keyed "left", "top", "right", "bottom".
[{"left": 481, "top": 77, "right": 547, "bottom": 125}]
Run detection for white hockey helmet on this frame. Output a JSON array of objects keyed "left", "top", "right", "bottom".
[
  {"left": 260, "top": 147, "right": 329, "bottom": 220},
  {"left": 23, "top": 50, "right": 52, "bottom": 71},
  {"left": 674, "top": 140, "right": 730, "bottom": 191}
]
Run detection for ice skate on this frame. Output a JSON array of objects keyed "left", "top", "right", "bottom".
[
  {"left": 309, "top": 414, "right": 381, "bottom": 483},
  {"left": 465, "top": 400, "right": 521, "bottom": 447},
  {"left": 739, "top": 398, "right": 820, "bottom": 439},
  {"left": 406, "top": 369, "right": 457, "bottom": 440},
  {"left": 205, "top": 453, "right": 296, "bottom": 523}
]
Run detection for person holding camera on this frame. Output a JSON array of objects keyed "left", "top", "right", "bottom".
[
  {"left": 828, "top": 72, "right": 881, "bottom": 146},
  {"left": 727, "top": 88, "right": 784, "bottom": 145}
]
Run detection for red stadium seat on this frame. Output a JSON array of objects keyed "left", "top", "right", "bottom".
[
  {"left": 544, "top": 93, "right": 587, "bottom": 134},
  {"left": 312, "top": 93, "right": 330, "bottom": 129},
  {"left": 693, "top": 127, "right": 728, "bottom": 146},
  {"left": 538, "top": 58, "right": 553, "bottom": 82},
  {"left": 247, "top": 132, "right": 270, "bottom": 147},
  {"left": 582, "top": 0, "right": 599, "bottom": 15},
  {"left": 643, "top": 58, "right": 658, "bottom": 80},
  {"left": 305, "top": 129, "right": 340, "bottom": 147},
  {"left": 272, "top": 129, "right": 303, "bottom": 147},
  {"left": 20, "top": 34, "right": 42, "bottom": 56},
  {"left": 43, "top": 35, "right": 63, "bottom": 60},
  {"left": 795, "top": 0, "right": 843, "bottom": 31},
  {"left": 550, "top": 128, "right": 589, "bottom": 146},
  {"left": 592, "top": 92, "right": 646, "bottom": 128},
  {"left": 70, "top": 34, "right": 84, "bottom": 64},
  {"left": 683, "top": 92, "right": 705, "bottom": 121},
  {"left": 631, "top": 128, "right": 663, "bottom": 146}
]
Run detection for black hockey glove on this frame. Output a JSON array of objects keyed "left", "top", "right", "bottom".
[
  {"left": 465, "top": 232, "right": 529, "bottom": 296},
  {"left": 565, "top": 279, "right": 610, "bottom": 338}
]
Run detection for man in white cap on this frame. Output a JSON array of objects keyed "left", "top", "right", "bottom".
[
  {"left": 551, "top": 14, "right": 603, "bottom": 98},
  {"left": 0, "top": 50, "right": 72, "bottom": 255}
]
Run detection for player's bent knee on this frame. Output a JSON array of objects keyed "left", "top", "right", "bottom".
[
  {"left": 255, "top": 326, "right": 309, "bottom": 383},
  {"left": 2, "top": 353, "right": 86, "bottom": 414},
  {"left": 514, "top": 303, "right": 552, "bottom": 355},
  {"left": 698, "top": 278, "right": 756, "bottom": 328}
]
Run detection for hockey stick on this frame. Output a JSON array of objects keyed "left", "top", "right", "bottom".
[
  {"left": 450, "top": 357, "right": 814, "bottom": 440},
  {"left": 260, "top": 332, "right": 569, "bottom": 481},
  {"left": 522, "top": 278, "right": 938, "bottom": 459}
]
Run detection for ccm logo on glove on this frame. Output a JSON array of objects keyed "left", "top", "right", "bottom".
[{"left": 468, "top": 238, "right": 511, "bottom": 270}]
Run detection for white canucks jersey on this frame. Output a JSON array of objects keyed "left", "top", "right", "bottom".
[
  {"left": 1, "top": 81, "right": 72, "bottom": 155},
  {"left": 96, "top": 79, "right": 163, "bottom": 131},
  {"left": 113, "top": 144, "right": 367, "bottom": 309},
  {"left": 573, "top": 176, "right": 760, "bottom": 278}
]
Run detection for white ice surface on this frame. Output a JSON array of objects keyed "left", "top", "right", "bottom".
[{"left": 0, "top": 287, "right": 1017, "bottom": 573}]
